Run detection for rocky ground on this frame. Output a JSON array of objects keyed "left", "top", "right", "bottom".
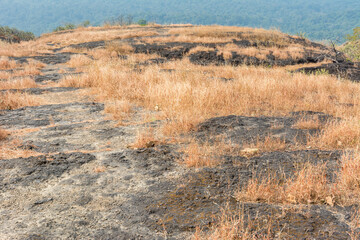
[{"left": 1, "top": 27, "right": 360, "bottom": 239}]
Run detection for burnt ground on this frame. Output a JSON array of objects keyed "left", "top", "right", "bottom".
[
  {"left": 296, "top": 61, "right": 360, "bottom": 82},
  {"left": 1, "top": 27, "right": 360, "bottom": 239},
  {"left": 65, "top": 31, "right": 360, "bottom": 81}
]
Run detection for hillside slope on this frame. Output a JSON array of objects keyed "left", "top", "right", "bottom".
[{"left": 1, "top": 25, "right": 360, "bottom": 239}]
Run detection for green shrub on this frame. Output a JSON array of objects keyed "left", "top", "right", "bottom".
[
  {"left": 342, "top": 27, "right": 360, "bottom": 61},
  {"left": 138, "top": 19, "right": 147, "bottom": 26},
  {"left": 53, "top": 23, "right": 76, "bottom": 32},
  {"left": 0, "top": 25, "right": 35, "bottom": 42}
]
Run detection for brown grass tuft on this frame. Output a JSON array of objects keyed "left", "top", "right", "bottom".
[
  {"left": 0, "top": 57, "right": 18, "bottom": 69},
  {"left": 67, "top": 54, "right": 93, "bottom": 68},
  {"left": 236, "top": 162, "right": 331, "bottom": 205},
  {"left": 237, "top": 150, "right": 360, "bottom": 207},
  {"left": 105, "top": 42, "right": 134, "bottom": 56},
  {"left": 0, "top": 127, "right": 9, "bottom": 141},
  {"left": 181, "top": 141, "right": 220, "bottom": 168},
  {"left": 292, "top": 117, "right": 321, "bottom": 130},
  {"left": 308, "top": 119, "right": 360, "bottom": 149},
  {"left": 0, "top": 77, "right": 38, "bottom": 90},
  {"left": 0, "top": 138, "right": 40, "bottom": 160},
  {"left": 130, "top": 127, "right": 160, "bottom": 149},
  {"left": 193, "top": 206, "right": 272, "bottom": 240},
  {"left": 104, "top": 100, "right": 133, "bottom": 121},
  {"left": 0, "top": 91, "right": 39, "bottom": 110},
  {"left": 94, "top": 166, "right": 106, "bottom": 173}
]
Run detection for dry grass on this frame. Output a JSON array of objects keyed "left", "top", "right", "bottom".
[
  {"left": 0, "top": 77, "right": 38, "bottom": 90},
  {"left": 242, "top": 136, "right": 287, "bottom": 157},
  {"left": 0, "top": 57, "right": 18, "bottom": 69},
  {"left": 0, "top": 91, "right": 39, "bottom": 110},
  {"left": 105, "top": 42, "right": 134, "bottom": 56},
  {"left": 94, "top": 166, "right": 106, "bottom": 173},
  {"left": 0, "top": 138, "right": 40, "bottom": 160},
  {"left": 104, "top": 100, "right": 133, "bottom": 121},
  {"left": 292, "top": 117, "right": 321, "bottom": 130},
  {"left": 27, "top": 59, "right": 46, "bottom": 69},
  {"left": 67, "top": 54, "right": 93, "bottom": 68},
  {"left": 40, "top": 27, "right": 159, "bottom": 47},
  {"left": 181, "top": 138, "right": 246, "bottom": 168},
  {"left": 236, "top": 150, "right": 360, "bottom": 206},
  {"left": 187, "top": 46, "right": 216, "bottom": 55},
  {"left": 236, "top": 162, "right": 331, "bottom": 205},
  {"left": 0, "top": 127, "right": 9, "bottom": 141},
  {"left": 193, "top": 207, "right": 272, "bottom": 240},
  {"left": 0, "top": 65, "right": 42, "bottom": 80},
  {"left": 130, "top": 127, "right": 160, "bottom": 149},
  {"left": 57, "top": 56, "right": 360, "bottom": 143},
  {"left": 168, "top": 26, "right": 292, "bottom": 46},
  {"left": 308, "top": 119, "right": 360, "bottom": 149},
  {"left": 181, "top": 141, "right": 221, "bottom": 168}
]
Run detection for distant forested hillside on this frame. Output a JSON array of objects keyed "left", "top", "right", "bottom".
[{"left": 0, "top": 0, "right": 359, "bottom": 41}]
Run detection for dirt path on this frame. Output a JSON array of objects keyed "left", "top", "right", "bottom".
[{"left": 0, "top": 55, "right": 190, "bottom": 239}]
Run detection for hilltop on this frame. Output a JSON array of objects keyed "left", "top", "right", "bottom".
[
  {"left": 1, "top": 25, "right": 360, "bottom": 239},
  {"left": 1, "top": 0, "right": 360, "bottom": 40}
]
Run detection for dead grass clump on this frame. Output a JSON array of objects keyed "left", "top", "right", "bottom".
[
  {"left": 285, "top": 163, "right": 331, "bottom": 204},
  {"left": 105, "top": 42, "right": 134, "bottom": 56},
  {"left": 0, "top": 92, "right": 39, "bottom": 110},
  {"left": 237, "top": 163, "right": 332, "bottom": 205},
  {"left": 257, "top": 136, "right": 286, "bottom": 152},
  {"left": 17, "top": 65, "right": 41, "bottom": 76},
  {"left": 57, "top": 74, "right": 88, "bottom": 88},
  {"left": 130, "top": 127, "right": 160, "bottom": 149},
  {"left": 181, "top": 138, "right": 242, "bottom": 168},
  {"left": 188, "top": 46, "right": 215, "bottom": 55},
  {"left": 67, "top": 54, "right": 93, "bottom": 68},
  {"left": 241, "top": 136, "right": 286, "bottom": 157},
  {"left": 193, "top": 207, "right": 272, "bottom": 240},
  {"left": 0, "top": 138, "right": 40, "bottom": 160},
  {"left": 27, "top": 59, "right": 46, "bottom": 69},
  {"left": 0, "top": 77, "right": 37, "bottom": 90},
  {"left": 308, "top": 119, "right": 360, "bottom": 149},
  {"left": 94, "top": 166, "right": 106, "bottom": 173},
  {"left": 104, "top": 100, "right": 132, "bottom": 121},
  {"left": 182, "top": 141, "right": 220, "bottom": 168},
  {"left": 0, "top": 57, "right": 18, "bottom": 69},
  {"left": 237, "top": 150, "right": 360, "bottom": 207},
  {"left": 0, "top": 127, "right": 9, "bottom": 141},
  {"left": 292, "top": 117, "right": 321, "bottom": 130},
  {"left": 336, "top": 152, "right": 360, "bottom": 205}
]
